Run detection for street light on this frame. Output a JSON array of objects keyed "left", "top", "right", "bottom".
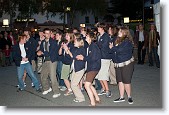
[
  {"left": 3, "top": 19, "right": 9, "bottom": 31},
  {"left": 124, "top": 17, "right": 129, "bottom": 24}
]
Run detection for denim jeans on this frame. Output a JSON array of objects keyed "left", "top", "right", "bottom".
[
  {"left": 17, "top": 62, "right": 40, "bottom": 90},
  {"left": 95, "top": 79, "right": 102, "bottom": 90},
  {"left": 56, "top": 61, "right": 65, "bottom": 86},
  {"left": 148, "top": 47, "right": 160, "bottom": 67}
]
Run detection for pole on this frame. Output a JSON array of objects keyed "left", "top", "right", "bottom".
[{"left": 143, "top": 0, "right": 145, "bottom": 27}]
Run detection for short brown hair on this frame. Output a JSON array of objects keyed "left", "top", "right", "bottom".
[
  {"left": 76, "top": 37, "right": 84, "bottom": 47},
  {"left": 18, "top": 34, "right": 27, "bottom": 42},
  {"left": 96, "top": 22, "right": 107, "bottom": 31},
  {"left": 87, "top": 32, "right": 97, "bottom": 41}
]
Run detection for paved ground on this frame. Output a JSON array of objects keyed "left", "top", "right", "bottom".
[{"left": 0, "top": 62, "right": 161, "bottom": 107}]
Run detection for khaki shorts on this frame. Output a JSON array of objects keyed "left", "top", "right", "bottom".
[
  {"left": 96, "top": 59, "right": 111, "bottom": 81},
  {"left": 61, "top": 64, "right": 70, "bottom": 80}
]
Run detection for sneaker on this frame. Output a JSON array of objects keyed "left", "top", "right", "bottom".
[
  {"left": 31, "top": 83, "right": 35, "bottom": 88},
  {"left": 106, "top": 91, "right": 112, "bottom": 98},
  {"left": 16, "top": 85, "right": 19, "bottom": 88},
  {"left": 17, "top": 88, "right": 24, "bottom": 92},
  {"left": 81, "top": 88, "right": 84, "bottom": 92},
  {"left": 42, "top": 87, "right": 52, "bottom": 95},
  {"left": 64, "top": 90, "right": 73, "bottom": 96},
  {"left": 73, "top": 98, "right": 85, "bottom": 103},
  {"left": 39, "top": 84, "right": 42, "bottom": 88},
  {"left": 113, "top": 97, "right": 125, "bottom": 103},
  {"left": 98, "top": 89, "right": 106, "bottom": 95},
  {"left": 24, "top": 83, "right": 26, "bottom": 87},
  {"left": 128, "top": 97, "right": 133, "bottom": 104},
  {"left": 60, "top": 86, "right": 67, "bottom": 91},
  {"left": 36, "top": 89, "right": 42, "bottom": 93},
  {"left": 53, "top": 93, "right": 61, "bottom": 98}
]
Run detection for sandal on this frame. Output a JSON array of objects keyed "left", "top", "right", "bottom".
[
  {"left": 89, "top": 104, "right": 96, "bottom": 106},
  {"left": 95, "top": 99, "right": 101, "bottom": 104},
  {"left": 64, "top": 90, "right": 73, "bottom": 96}
]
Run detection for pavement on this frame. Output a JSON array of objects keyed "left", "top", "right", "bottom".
[{"left": 0, "top": 62, "right": 161, "bottom": 107}]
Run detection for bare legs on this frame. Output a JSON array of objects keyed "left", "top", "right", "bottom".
[
  {"left": 100, "top": 80, "right": 109, "bottom": 92},
  {"left": 85, "top": 82, "right": 100, "bottom": 106},
  {"left": 118, "top": 82, "right": 131, "bottom": 98}
]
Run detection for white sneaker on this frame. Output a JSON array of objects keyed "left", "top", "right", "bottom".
[
  {"left": 42, "top": 87, "right": 52, "bottom": 95},
  {"left": 24, "top": 83, "right": 26, "bottom": 87},
  {"left": 53, "top": 93, "right": 61, "bottom": 98},
  {"left": 60, "top": 86, "right": 67, "bottom": 91}
]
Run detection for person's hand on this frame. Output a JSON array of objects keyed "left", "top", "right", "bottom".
[
  {"left": 76, "top": 55, "right": 84, "bottom": 60},
  {"left": 63, "top": 44, "right": 69, "bottom": 51},
  {"left": 142, "top": 46, "right": 145, "bottom": 50},
  {"left": 22, "top": 57, "right": 28, "bottom": 62},
  {"left": 109, "top": 42, "right": 114, "bottom": 49},
  {"left": 37, "top": 50, "right": 43, "bottom": 56}
]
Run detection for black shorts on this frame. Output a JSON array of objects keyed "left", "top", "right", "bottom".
[{"left": 115, "top": 62, "right": 134, "bottom": 84}]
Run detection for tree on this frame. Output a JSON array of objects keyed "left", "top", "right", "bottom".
[{"left": 45, "top": 0, "right": 107, "bottom": 27}]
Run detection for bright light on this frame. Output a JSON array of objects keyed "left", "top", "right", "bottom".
[
  {"left": 124, "top": 17, "right": 129, "bottom": 23},
  {"left": 80, "top": 24, "right": 85, "bottom": 27},
  {"left": 66, "top": 7, "right": 71, "bottom": 11},
  {"left": 34, "top": 29, "right": 38, "bottom": 31},
  {"left": 3, "top": 19, "right": 9, "bottom": 26}
]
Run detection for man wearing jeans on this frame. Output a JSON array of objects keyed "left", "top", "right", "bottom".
[
  {"left": 37, "top": 28, "right": 60, "bottom": 98},
  {"left": 13, "top": 34, "right": 41, "bottom": 92}
]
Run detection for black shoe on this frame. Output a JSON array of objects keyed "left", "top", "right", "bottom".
[
  {"left": 113, "top": 97, "right": 125, "bottom": 103},
  {"left": 141, "top": 62, "right": 144, "bottom": 65},
  {"left": 17, "top": 88, "right": 24, "bottom": 92},
  {"left": 36, "top": 89, "right": 42, "bottom": 93},
  {"left": 137, "top": 62, "right": 141, "bottom": 64},
  {"left": 128, "top": 97, "right": 133, "bottom": 104},
  {"left": 149, "top": 64, "right": 154, "bottom": 66}
]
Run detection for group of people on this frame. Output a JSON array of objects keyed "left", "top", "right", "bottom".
[
  {"left": 134, "top": 24, "right": 160, "bottom": 68},
  {"left": 0, "top": 31, "right": 17, "bottom": 66},
  {"left": 3, "top": 22, "right": 160, "bottom": 106}
]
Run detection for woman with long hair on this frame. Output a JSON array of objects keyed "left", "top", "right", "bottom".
[{"left": 109, "top": 26, "right": 134, "bottom": 104}]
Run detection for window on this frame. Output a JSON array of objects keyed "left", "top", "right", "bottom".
[
  {"left": 85, "top": 16, "right": 89, "bottom": 23},
  {"left": 95, "top": 17, "right": 98, "bottom": 23}
]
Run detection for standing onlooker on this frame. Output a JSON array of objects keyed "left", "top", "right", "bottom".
[
  {"left": 65, "top": 36, "right": 86, "bottom": 102},
  {"left": 134, "top": 24, "right": 148, "bottom": 65},
  {"left": 59, "top": 31, "right": 74, "bottom": 96},
  {"left": 76, "top": 32, "right": 101, "bottom": 106},
  {"left": 3, "top": 45, "right": 11, "bottom": 66},
  {"left": 12, "top": 34, "right": 41, "bottom": 92},
  {"left": 0, "top": 33, "right": 5, "bottom": 67},
  {"left": 96, "top": 22, "right": 112, "bottom": 98},
  {"left": 8, "top": 31, "right": 17, "bottom": 64},
  {"left": 37, "top": 28, "right": 61, "bottom": 98},
  {"left": 148, "top": 24, "right": 160, "bottom": 68},
  {"left": 109, "top": 26, "right": 134, "bottom": 104}
]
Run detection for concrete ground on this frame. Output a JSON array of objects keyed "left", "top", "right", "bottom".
[{"left": 0, "top": 62, "right": 161, "bottom": 107}]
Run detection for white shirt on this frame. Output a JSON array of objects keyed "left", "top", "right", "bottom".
[
  {"left": 19, "top": 44, "right": 29, "bottom": 64},
  {"left": 10, "top": 35, "right": 14, "bottom": 45},
  {"left": 139, "top": 31, "right": 144, "bottom": 42}
]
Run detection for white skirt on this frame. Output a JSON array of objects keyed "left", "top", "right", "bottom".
[{"left": 96, "top": 59, "right": 111, "bottom": 81}]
